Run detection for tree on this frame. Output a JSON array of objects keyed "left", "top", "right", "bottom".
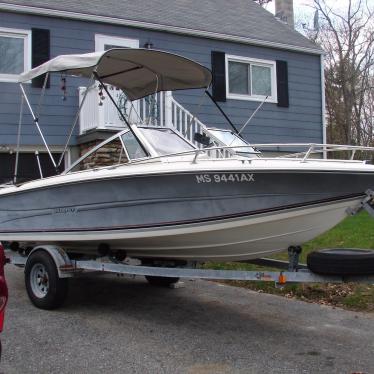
[
  {"left": 311, "top": 0, "right": 374, "bottom": 147},
  {"left": 253, "top": 0, "right": 273, "bottom": 6}
]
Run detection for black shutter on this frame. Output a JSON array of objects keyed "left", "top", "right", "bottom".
[
  {"left": 276, "top": 60, "right": 289, "bottom": 107},
  {"left": 31, "top": 28, "right": 50, "bottom": 88},
  {"left": 211, "top": 51, "right": 226, "bottom": 102}
]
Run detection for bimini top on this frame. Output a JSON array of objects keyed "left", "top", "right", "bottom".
[{"left": 18, "top": 48, "right": 212, "bottom": 100}]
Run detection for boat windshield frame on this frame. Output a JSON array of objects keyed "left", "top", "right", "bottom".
[
  {"left": 63, "top": 125, "right": 198, "bottom": 174},
  {"left": 206, "top": 127, "right": 261, "bottom": 158}
]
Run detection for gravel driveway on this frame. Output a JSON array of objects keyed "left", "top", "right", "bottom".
[{"left": 1, "top": 265, "right": 373, "bottom": 374}]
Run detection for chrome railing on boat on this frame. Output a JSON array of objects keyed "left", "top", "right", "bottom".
[
  {"left": 123, "top": 143, "right": 374, "bottom": 165},
  {"left": 248, "top": 143, "right": 374, "bottom": 162}
]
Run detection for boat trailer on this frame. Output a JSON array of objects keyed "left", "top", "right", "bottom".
[
  {"left": 7, "top": 245, "right": 374, "bottom": 285},
  {"left": 5, "top": 242, "right": 374, "bottom": 310}
]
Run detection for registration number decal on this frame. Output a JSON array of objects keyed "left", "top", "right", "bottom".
[{"left": 195, "top": 173, "right": 255, "bottom": 184}]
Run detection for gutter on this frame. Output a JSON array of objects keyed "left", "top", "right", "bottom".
[{"left": 0, "top": 3, "right": 323, "bottom": 55}]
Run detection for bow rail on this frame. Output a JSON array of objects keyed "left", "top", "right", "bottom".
[{"left": 98, "top": 143, "right": 374, "bottom": 168}]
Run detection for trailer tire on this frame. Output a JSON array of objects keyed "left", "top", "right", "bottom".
[
  {"left": 307, "top": 249, "right": 374, "bottom": 276},
  {"left": 145, "top": 276, "right": 180, "bottom": 287},
  {"left": 25, "top": 250, "right": 68, "bottom": 310}
]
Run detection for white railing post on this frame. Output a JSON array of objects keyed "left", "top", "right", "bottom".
[
  {"left": 79, "top": 86, "right": 100, "bottom": 134},
  {"left": 98, "top": 91, "right": 105, "bottom": 130},
  {"left": 165, "top": 91, "right": 173, "bottom": 128},
  {"left": 159, "top": 92, "right": 164, "bottom": 127}
]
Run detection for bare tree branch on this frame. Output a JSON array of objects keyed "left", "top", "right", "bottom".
[
  {"left": 312, "top": 0, "right": 374, "bottom": 147},
  {"left": 253, "top": 0, "right": 272, "bottom": 6}
]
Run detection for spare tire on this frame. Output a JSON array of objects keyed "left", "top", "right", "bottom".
[{"left": 307, "top": 249, "right": 374, "bottom": 276}]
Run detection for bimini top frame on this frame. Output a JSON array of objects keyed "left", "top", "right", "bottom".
[
  {"left": 19, "top": 48, "right": 212, "bottom": 101},
  {"left": 15, "top": 49, "right": 212, "bottom": 180}
]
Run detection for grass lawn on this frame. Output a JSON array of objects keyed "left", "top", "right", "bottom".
[{"left": 204, "top": 211, "right": 374, "bottom": 312}]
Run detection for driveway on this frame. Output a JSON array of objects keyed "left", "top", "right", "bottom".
[{"left": 1, "top": 265, "right": 373, "bottom": 373}]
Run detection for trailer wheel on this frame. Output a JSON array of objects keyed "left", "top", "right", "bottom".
[
  {"left": 145, "top": 276, "right": 180, "bottom": 287},
  {"left": 307, "top": 249, "right": 374, "bottom": 276},
  {"left": 25, "top": 250, "right": 68, "bottom": 310}
]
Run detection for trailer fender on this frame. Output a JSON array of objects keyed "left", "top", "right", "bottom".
[{"left": 26, "top": 245, "right": 73, "bottom": 278}]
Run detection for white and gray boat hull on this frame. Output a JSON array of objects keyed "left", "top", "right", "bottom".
[{"left": 0, "top": 168, "right": 371, "bottom": 261}]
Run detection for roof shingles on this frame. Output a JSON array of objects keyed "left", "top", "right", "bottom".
[{"left": 0, "top": 0, "right": 322, "bottom": 53}]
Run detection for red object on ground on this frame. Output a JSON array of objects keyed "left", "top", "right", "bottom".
[{"left": 0, "top": 243, "right": 8, "bottom": 332}]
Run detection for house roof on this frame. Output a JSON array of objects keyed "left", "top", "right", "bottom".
[{"left": 0, "top": 0, "right": 323, "bottom": 54}]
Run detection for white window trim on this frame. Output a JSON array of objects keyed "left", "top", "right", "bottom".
[
  {"left": 225, "top": 54, "right": 277, "bottom": 103},
  {"left": 95, "top": 34, "right": 139, "bottom": 51},
  {"left": 0, "top": 27, "right": 31, "bottom": 83}
]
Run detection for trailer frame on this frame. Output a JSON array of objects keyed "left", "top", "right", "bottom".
[{"left": 7, "top": 245, "right": 374, "bottom": 286}]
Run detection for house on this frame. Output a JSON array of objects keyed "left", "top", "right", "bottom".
[{"left": 0, "top": 0, "right": 324, "bottom": 183}]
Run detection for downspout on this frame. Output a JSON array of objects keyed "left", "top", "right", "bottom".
[{"left": 320, "top": 54, "right": 327, "bottom": 159}]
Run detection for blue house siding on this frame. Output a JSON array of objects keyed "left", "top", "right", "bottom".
[{"left": 0, "top": 11, "right": 323, "bottom": 147}]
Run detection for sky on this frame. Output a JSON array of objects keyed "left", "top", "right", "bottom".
[
  {"left": 265, "top": 0, "right": 371, "bottom": 17},
  {"left": 263, "top": 0, "right": 373, "bottom": 27},
  {"left": 265, "top": 0, "right": 313, "bottom": 13}
]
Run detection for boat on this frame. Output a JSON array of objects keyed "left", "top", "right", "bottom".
[{"left": 1, "top": 48, "right": 374, "bottom": 262}]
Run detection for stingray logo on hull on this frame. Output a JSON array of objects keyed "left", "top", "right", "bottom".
[
  {"left": 53, "top": 207, "right": 78, "bottom": 214},
  {"left": 195, "top": 173, "right": 255, "bottom": 184}
]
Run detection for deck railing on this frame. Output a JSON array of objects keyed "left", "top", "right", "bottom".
[
  {"left": 79, "top": 86, "right": 175, "bottom": 133},
  {"left": 78, "top": 86, "right": 374, "bottom": 162},
  {"left": 79, "top": 85, "right": 137, "bottom": 133},
  {"left": 78, "top": 86, "right": 231, "bottom": 157},
  {"left": 168, "top": 96, "right": 234, "bottom": 158}
]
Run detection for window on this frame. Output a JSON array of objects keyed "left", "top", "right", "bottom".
[
  {"left": 0, "top": 27, "right": 31, "bottom": 82},
  {"left": 95, "top": 34, "right": 139, "bottom": 51},
  {"left": 226, "top": 55, "right": 277, "bottom": 102}
]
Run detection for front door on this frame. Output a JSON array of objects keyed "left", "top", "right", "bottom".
[{"left": 95, "top": 35, "right": 140, "bottom": 128}]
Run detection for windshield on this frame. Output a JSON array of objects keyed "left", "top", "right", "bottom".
[
  {"left": 139, "top": 127, "right": 195, "bottom": 156},
  {"left": 121, "top": 131, "right": 147, "bottom": 159},
  {"left": 208, "top": 129, "right": 259, "bottom": 158}
]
